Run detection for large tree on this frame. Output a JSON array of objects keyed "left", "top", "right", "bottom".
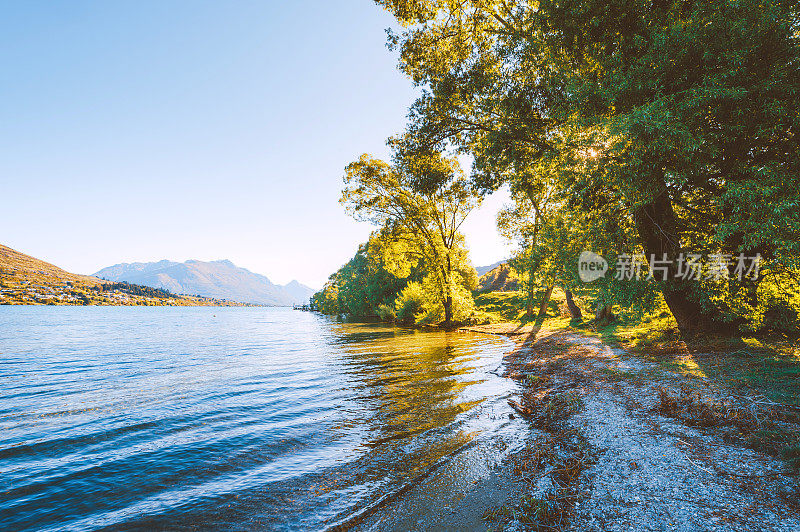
[{"left": 377, "top": 0, "right": 800, "bottom": 336}]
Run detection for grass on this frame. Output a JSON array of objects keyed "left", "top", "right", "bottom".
[
  {"left": 654, "top": 385, "right": 800, "bottom": 470},
  {"left": 470, "top": 288, "right": 571, "bottom": 329},
  {"left": 472, "top": 291, "right": 528, "bottom": 322},
  {"left": 510, "top": 297, "right": 800, "bottom": 407}
]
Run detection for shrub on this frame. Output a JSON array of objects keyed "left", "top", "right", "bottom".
[
  {"left": 761, "top": 299, "right": 800, "bottom": 337},
  {"left": 415, "top": 274, "right": 475, "bottom": 324},
  {"left": 395, "top": 282, "right": 426, "bottom": 324},
  {"left": 393, "top": 274, "right": 477, "bottom": 326},
  {"left": 376, "top": 303, "right": 396, "bottom": 322}
]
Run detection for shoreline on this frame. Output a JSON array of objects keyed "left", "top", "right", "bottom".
[
  {"left": 356, "top": 323, "right": 800, "bottom": 531},
  {"left": 0, "top": 301, "right": 266, "bottom": 307},
  {"left": 348, "top": 329, "right": 529, "bottom": 532}
]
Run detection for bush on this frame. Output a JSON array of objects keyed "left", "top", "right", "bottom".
[
  {"left": 761, "top": 299, "right": 800, "bottom": 337},
  {"left": 392, "top": 274, "right": 477, "bottom": 326},
  {"left": 395, "top": 282, "right": 426, "bottom": 324},
  {"left": 414, "top": 275, "right": 475, "bottom": 325},
  {"left": 376, "top": 303, "right": 396, "bottom": 322}
]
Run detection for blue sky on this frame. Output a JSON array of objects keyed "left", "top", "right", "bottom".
[{"left": 1, "top": 1, "right": 510, "bottom": 287}]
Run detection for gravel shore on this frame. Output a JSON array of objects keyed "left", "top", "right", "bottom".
[{"left": 355, "top": 327, "right": 800, "bottom": 531}]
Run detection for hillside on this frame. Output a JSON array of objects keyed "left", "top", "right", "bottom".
[
  {"left": 94, "top": 259, "right": 315, "bottom": 306},
  {"left": 477, "top": 263, "right": 519, "bottom": 293},
  {"left": 0, "top": 244, "right": 239, "bottom": 306},
  {"left": 475, "top": 260, "right": 506, "bottom": 277}
]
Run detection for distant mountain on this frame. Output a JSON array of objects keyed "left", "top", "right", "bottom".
[
  {"left": 281, "top": 280, "right": 316, "bottom": 305},
  {"left": 93, "top": 259, "right": 315, "bottom": 306},
  {"left": 475, "top": 260, "right": 507, "bottom": 277},
  {"left": 0, "top": 244, "right": 234, "bottom": 306}
]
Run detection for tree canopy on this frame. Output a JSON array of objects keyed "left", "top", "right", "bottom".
[
  {"left": 340, "top": 151, "right": 479, "bottom": 326},
  {"left": 376, "top": 0, "right": 800, "bottom": 336}
]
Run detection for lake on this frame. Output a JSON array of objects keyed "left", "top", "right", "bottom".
[{"left": 0, "top": 306, "right": 524, "bottom": 531}]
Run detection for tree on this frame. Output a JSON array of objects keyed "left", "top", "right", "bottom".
[
  {"left": 311, "top": 235, "right": 420, "bottom": 317},
  {"left": 499, "top": 191, "right": 596, "bottom": 321},
  {"left": 377, "top": 0, "right": 800, "bottom": 337},
  {"left": 312, "top": 279, "right": 339, "bottom": 315},
  {"left": 341, "top": 151, "right": 479, "bottom": 327}
]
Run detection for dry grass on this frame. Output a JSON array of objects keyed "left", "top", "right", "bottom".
[
  {"left": 509, "top": 391, "right": 583, "bottom": 431},
  {"left": 654, "top": 385, "right": 744, "bottom": 428},
  {"left": 485, "top": 429, "right": 592, "bottom": 531},
  {"left": 654, "top": 385, "right": 800, "bottom": 470}
]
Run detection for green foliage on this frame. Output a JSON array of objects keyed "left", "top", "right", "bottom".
[
  {"left": 376, "top": 304, "right": 396, "bottom": 322},
  {"left": 340, "top": 150, "right": 479, "bottom": 326},
  {"left": 391, "top": 273, "right": 477, "bottom": 326},
  {"left": 472, "top": 291, "right": 528, "bottom": 321},
  {"left": 378, "top": 0, "right": 800, "bottom": 337},
  {"left": 312, "top": 281, "right": 340, "bottom": 315},
  {"left": 394, "top": 281, "right": 426, "bottom": 324},
  {"left": 761, "top": 299, "right": 800, "bottom": 338},
  {"left": 312, "top": 236, "right": 417, "bottom": 317},
  {"left": 97, "top": 281, "right": 175, "bottom": 300},
  {"left": 417, "top": 273, "right": 475, "bottom": 324}
]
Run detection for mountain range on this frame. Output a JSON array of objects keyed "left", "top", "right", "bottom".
[
  {"left": 93, "top": 259, "right": 315, "bottom": 306},
  {"left": 0, "top": 244, "right": 237, "bottom": 306}
]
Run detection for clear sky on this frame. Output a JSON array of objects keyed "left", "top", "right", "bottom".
[{"left": 1, "top": 1, "right": 510, "bottom": 288}]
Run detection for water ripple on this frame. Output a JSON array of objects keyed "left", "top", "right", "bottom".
[{"left": 0, "top": 307, "right": 520, "bottom": 531}]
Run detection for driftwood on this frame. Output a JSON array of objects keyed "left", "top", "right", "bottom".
[{"left": 508, "top": 398, "right": 533, "bottom": 418}]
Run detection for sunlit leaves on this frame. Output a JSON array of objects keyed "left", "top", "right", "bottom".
[{"left": 340, "top": 149, "right": 479, "bottom": 324}]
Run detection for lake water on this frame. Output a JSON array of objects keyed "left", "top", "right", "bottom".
[{"left": 0, "top": 306, "right": 523, "bottom": 531}]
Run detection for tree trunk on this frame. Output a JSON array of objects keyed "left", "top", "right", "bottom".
[
  {"left": 595, "top": 303, "right": 614, "bottom": 324},
  {"left": 564, "top": 288, "right": 583, "bottom": 320},
  {"left": 632, "top": 185, "right": 716, "bottom": 337},
  {"left": 525, "top": 262, "right": 536, "bottom": 318},
  {"left": 537, "top": 285, "right": 553, "bottom": 319},
  {"left": 526, "top": 291, "right": 534, "bottom": 317},
  {"left": 441, "top": 256, "right": 453, "bottom": 328}
]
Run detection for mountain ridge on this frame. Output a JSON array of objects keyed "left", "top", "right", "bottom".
[
  {"left": 475, "top": 260, "right": 507, "bottom": 277},
  {"left": 0, "top": 244, "right": 237, "bottom": 306},
  {"left": 93, "top": 259, "right": 315, "bottom": 306}
]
